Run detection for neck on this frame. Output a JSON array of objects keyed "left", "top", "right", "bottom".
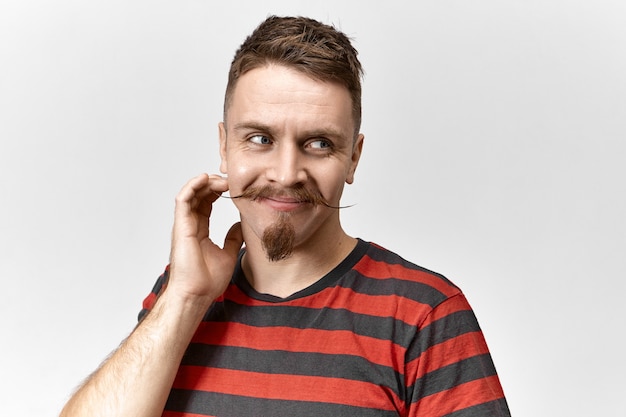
[{"left": 241, "top": 227, "right": 357, "bottom": 299}]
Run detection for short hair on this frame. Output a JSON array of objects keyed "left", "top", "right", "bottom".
[{"left": 224, "top": 16, "right": 364, "bottom": 136}]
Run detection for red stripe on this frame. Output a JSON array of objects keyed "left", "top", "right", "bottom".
[
  {"left": 163, "top": 412, "right": 215, "bottom": 417},
  {"left": 172, "top": 365, "right": 402, "bottom": 411},
  {"left": 413, "top": 375, "right": 505, "bottom": 416},
  {"left": 142, "top": 292, "right": 157, "bottom": 311},
  {"left": 404, "top": 294, "right": 488, "bottom": 381},
  {"left": 353, "top": 256, "right": 460, "bottom": 298},
  {"left": 191, "top": 321, "right": 405, "bottom": 370},
  {"left": 225, "top": 284, "right": 434, "bottom": 325},
  {"left": 314, "top": 288, "right": 431, "bottom": 324},
  {"left": 141, "top": 265, "right": 170, "bottom": 311}
]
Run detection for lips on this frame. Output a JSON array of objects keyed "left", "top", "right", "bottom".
[
  {"left": 259, "top": 195, "right": 310, "bottom": 212},
  {"left": 234, "top": 185, "right": 323, "bottom": 204}
]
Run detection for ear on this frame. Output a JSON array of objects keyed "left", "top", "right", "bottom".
[
  {"left": 346, "top": 133, "right": 364, "bottom": 184},
  {"left": 218, "top": 122, "right": 228, "bottom": 174}
]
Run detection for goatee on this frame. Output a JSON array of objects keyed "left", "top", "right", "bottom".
[{"left": 262, "top": 212, "right": 296, "bottom": 262}]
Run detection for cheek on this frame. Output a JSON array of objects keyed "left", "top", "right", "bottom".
[
  {"left": 315, "top": 166, "right": 349, "bottom": 199},
  {"left": 225, "top": 158, "right": 258, "bottom": 193},
  {"left": 231, "top": 197, "right": 246, "bottom": 215}
]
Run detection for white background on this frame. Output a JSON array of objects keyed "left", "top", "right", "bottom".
[{"left": 1, "top": 1, "right": 625, "bottom": 415}]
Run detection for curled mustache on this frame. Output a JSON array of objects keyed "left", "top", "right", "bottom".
[{"left": 219, "top": 185, "right": 354, "bottom": 209}]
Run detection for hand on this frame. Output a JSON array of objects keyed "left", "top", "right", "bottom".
[{"left": 167, "top": 173, "right": 244, "bottom": 303}]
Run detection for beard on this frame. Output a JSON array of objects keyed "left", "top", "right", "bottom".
[
  {"left": 261, "top": 212, "right": 296, "bottom": 262},
  {"left": 231, "top": 184, "right": 337, "bottom": 262}
]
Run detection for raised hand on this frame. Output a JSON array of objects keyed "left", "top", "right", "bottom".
[{"left": 168, "top": 173, "right": 244, "bottom": 304}]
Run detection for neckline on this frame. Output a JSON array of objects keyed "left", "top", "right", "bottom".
[{"left": 232, "top": 238, "right": 369, "bottom": 302}]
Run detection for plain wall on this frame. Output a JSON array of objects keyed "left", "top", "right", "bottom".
[{"left": 1, "top": 1, "right": 624, "bottom": 415}]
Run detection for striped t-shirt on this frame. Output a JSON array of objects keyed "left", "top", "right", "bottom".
[{"left": 140, "top": 239, "right": 510, "bottom": 417}]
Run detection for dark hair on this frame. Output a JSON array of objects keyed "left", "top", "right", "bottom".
[{"left": 224, "top": 16, "right": 363, "bottom": 135}]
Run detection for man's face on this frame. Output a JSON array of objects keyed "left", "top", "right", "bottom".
[{"left": 219, "top": 64, "right": 363, "bottom": 260}]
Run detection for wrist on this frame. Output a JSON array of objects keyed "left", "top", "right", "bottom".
[{"left": 155, "top": 287, "right": 215, "bottom": 321}]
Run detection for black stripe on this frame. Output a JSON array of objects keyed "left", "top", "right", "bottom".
[
  {"left": 166, "top": 389, "right": 401, "bottom": 417},
  {"left": 410, "top": 354, "right": 498, "bottom": 399},
  {"left": 443, "top": 398, "right": 511, "bottom": 417},
  {"left": 206, "top": 300, "right": 417, "bottom": 348},
  {"left": 137, "top": 268, "right": 168, "bottom": 322},
  {"left": 182, "top": 344, "right": 405, "bottom": 400},
  {"left": 338, "top": 270, "right": 449, "bottom": 308},
  {"left": 407, "top": 308, "right": 482, "bottom": 362}
]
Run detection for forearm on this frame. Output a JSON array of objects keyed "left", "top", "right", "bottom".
[
  {"left": 60, "top": 292, "right": 211, "bottom": 417},
  {"left": 60, "top": 175, "right": 242, "bottom": 417}
]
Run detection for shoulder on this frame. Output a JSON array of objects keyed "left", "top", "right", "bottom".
[{"left": 351, "top": 240, "right": 462, "bottom": 308}]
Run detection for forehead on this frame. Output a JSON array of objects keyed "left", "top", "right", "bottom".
[{"left": 225, "top": 65, "right": 355, "bottom": 137}]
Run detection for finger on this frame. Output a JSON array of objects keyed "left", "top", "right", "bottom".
[
  {"left": 192, "top": 175, "right": 230, "bottom": 233},
  {"left": 172, "top": 174, "right": 224, "bottom": 241},
  {"left": 175, "top": 174, "right": 227, "bottom": 215},
  {"left": 222, "top": 222, "right": 244, "bottom": 258},
  {"left": 191, "top": 174, "right": 229, "bottom": 203},
  {"left": 184, "top": 174, "right": 227, "bottom": 203}
]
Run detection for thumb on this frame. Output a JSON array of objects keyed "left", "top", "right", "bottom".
[{"left": 223, "top": 222, "right": 244, "bottom": 258}]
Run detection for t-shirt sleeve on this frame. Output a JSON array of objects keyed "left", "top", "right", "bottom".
[
  {"left": 137, "top": 265, "right": 170, "bottom": 322},
  {"left": 406, "top": 293, "right": 510, "bottom": 417}
]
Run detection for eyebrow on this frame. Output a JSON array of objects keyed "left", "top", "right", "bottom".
[
  {"left": 232, "top": 121, "right": 348, "bottom": 140},
  {"left": 232, "top": 122, "right": 274, "bottom": 134}
]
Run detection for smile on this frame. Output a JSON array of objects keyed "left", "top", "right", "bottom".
[{"left": 259, "top": 196, "right": 310, "bottom": 212}]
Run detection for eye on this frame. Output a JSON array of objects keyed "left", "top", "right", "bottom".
[
  {"left": 248, "top": 135, "right": 272, "bottom": 145},
  {"left": 308, "top": 139, "right": 332, "bottom": 149}
]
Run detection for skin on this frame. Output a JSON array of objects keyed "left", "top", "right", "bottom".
[{"left": 59, "top": 63, "right": 364, "bottom": 417}]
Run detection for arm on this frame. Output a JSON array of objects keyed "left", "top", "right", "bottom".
[
  {"left": 407, "top": 294, "right": 510, "bottom": 417},
  {"left": 60, "top": 174, "right": 243, "bottom": 417}
]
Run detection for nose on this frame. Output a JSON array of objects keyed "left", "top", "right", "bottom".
[{"left": 265, "top": 142, "right": 307, "bottom": 187}]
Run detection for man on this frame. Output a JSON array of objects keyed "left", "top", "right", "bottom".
[{"left": 60, "top": 16, "right": 510, "bottom": 417}]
